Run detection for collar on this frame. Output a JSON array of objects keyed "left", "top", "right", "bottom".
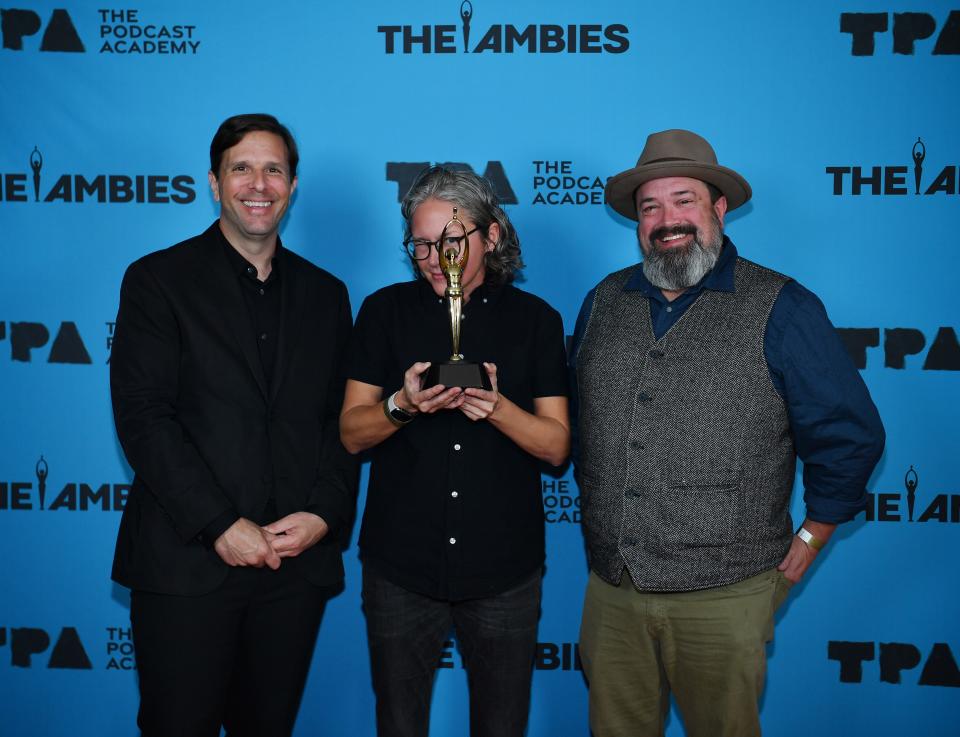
[
  {"left": 216, "top": 224, "right": 282, "bottom": 282},
  {"left": 624, "top": 236, "right": 738, "bottom": 298}
]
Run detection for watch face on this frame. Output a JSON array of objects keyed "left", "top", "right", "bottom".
[{"left": 390, "top": 407, "right": 412, "bottom": 422}]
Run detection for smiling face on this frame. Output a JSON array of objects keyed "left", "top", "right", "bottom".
[
  {"left": 208, "top": 130, "right": 297, "bottom": 253},
  {"left": 411, "top": 197, "right": 497, "bottom": 300},
  {"left": 635, "top": 176, "right": 727, "bottom": 292}
]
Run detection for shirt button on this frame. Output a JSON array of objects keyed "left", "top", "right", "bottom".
[
  {"left": 451, "top": 491, "right": 459, "bottom": 498},
  {"left": 246, "top": 266, "right": 257, "bottom": 277},
  {"left": 259, "top": 288, "right": 265, "bottom": 296},
  {"left": 260, "top": 333, "right": 267, "bottom": 341},
  {"left": 454, "top": 443, "right": 461, "bottom": 451},
  {"left": 665, "top": 306, "right": 673, "bottom": 313},
  {"left": 449, "top": 537, "right": 457, "bottom": 545},
  {"left": 482, "top": 298, "right": 488, "bottom": 304}
]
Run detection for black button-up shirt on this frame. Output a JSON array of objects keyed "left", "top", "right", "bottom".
[
  {"left": 347, "top": 279, "right": 569, "bottom": 600},
  {"left": 219, "top": 229, "right": 282, "bottom": 388},
  {"left": 202, "top": 230, "right": 283, "bottom": 541}
]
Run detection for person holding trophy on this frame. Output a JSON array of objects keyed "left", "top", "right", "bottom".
[{"left": 340, "top": 166, "right": 570, "bottom": 737}]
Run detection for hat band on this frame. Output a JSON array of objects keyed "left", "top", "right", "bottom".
[{"left": 642, "top": 156, "right": 699, "bottom": 165}]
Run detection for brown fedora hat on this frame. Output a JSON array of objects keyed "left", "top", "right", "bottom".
[{"left": 604, "top": 129, "right": 751, "bottom": 221}]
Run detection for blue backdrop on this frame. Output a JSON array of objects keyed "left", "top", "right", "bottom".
[{"left": 2, "top": 1, "right": 958, "bottom": 735}]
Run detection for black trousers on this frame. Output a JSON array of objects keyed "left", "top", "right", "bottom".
[{"left": 131, "top": 562, "right": 328, "bottom": 737}]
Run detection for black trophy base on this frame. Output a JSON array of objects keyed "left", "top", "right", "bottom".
[{"left": 425, "top": 360, "right": 491, "bottom": 390}]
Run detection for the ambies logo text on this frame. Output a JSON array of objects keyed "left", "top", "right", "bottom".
[
  {"left": 1, "top": 147, "right": 196, "bottom": 204},
  {"left": 826, "top": 137, "right": 958, "bottom": 196},
  {"left": 1, "top": 456, "right": 129, "bottom": 512},
  {"left": 378, "top": 1, "right": 629, "bottom": 54},
  {"left": 862, "top": 467, "right": 960, "bottom": 524}
]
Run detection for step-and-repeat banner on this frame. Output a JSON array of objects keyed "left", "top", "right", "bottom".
[{"left": 2, "top": 2, "right": 958, "bottom": 735}]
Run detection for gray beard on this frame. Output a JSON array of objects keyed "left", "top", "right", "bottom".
[{"left": 641, "top": 228, "right": 723, "bottom": 291}]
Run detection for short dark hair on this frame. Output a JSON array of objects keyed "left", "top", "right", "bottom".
[{"left": 209, "top": 113, "right": 299, "bottom": 179}]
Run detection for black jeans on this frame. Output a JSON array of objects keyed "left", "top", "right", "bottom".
[{"left": 361, "top": 565, "right": 542, "bottom": 737}]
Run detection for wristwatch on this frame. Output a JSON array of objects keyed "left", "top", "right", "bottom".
[{"left": 383, "top": 391, "right": 415, "bottom": 427}]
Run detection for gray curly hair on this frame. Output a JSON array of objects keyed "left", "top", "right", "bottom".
[{"left": 400, "top": 166, "right": 524, "bottom": 285}]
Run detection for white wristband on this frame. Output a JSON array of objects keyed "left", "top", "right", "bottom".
[{"left": 796, "top": 527, "right": 825, "bottom": 551}]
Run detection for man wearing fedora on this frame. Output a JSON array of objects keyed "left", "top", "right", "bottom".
[{"left": 571, "top": 129, "right": 884, "bottom": 737}]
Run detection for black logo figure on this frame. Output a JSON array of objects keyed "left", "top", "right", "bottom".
[
  {"left": 460, "top": 1, "right": 473, "bottom": 53},
  {"left": 30, "top": 146, "right": 43, "bottom": 202},
  {"left": 911, "top": 138, "right": 925, "bottom": 195},
  {"left": 36, "top": 454, "right": 48, "bottom": 511},
  {"left": 904, "top": 465, "right": 918, "bottom": 522}
]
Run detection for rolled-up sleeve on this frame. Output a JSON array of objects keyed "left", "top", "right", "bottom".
[{"left": 765, "top": 281, "right": 885, "bottom": 523}]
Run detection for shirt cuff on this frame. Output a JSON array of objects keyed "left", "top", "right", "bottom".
[{"left": 201, "top": 509, "right": 240, "bottom": 545}]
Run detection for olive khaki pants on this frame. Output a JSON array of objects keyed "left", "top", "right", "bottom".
[{"left": 579, "top": 568, "right": 792, "bottom": 737}]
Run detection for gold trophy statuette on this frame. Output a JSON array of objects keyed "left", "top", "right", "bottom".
[{"left": 424, "top": 207, "right": 491, "bottom": 390}]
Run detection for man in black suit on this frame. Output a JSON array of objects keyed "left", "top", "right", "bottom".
[{"left": 110, "top": 113, "right": 356, "bottom": 737}]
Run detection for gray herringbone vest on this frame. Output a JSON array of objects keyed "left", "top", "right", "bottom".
[{"left": 576, "top": 257, "right": 795, "bottom": 591}]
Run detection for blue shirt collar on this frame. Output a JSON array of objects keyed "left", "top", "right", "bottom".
[{"left": 624, "top": 236, "right": 738, "bottom": 298}]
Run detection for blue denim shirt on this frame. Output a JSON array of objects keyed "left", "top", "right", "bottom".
[{"left": 570, "top": 238, "right": 885, "bottom": 524}]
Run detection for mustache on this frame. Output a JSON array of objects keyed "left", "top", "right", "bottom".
[{"left": 649, "top": 224, "right": 698, "bottom": 243}]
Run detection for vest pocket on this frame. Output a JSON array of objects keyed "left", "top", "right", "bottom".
[{"left": 654, "top": 477, "right": 741, "bottom": 549}]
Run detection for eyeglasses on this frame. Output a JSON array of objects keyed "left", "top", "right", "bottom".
[{"left": 403, "top": 226, "right": 480, "bottom": 261}]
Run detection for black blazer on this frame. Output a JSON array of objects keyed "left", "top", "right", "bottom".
[{"left": 110, "top": 222, "right": 356, "bottom": 596}]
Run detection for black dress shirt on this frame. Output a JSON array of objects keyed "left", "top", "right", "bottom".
[
  {"left": 202, "top": 230, "right": 283, "bottom": 541},
  {"left": 347, "top": 279, "right": 569, "bottom": 600},
  {"left": 219, "top": 229, "right": 282, "bottom": 388}
]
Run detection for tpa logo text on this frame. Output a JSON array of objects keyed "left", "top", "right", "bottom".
[
  {"left": 386, "top": 161, "right": 517, "bottom": 204},
  {"left": 0, "top": 626, "right": 92, "bottom": 669},
  {"left": 840, "top": 10, "right": 960, "bottom": 55},
  {"left": 378, "top": 1, "right": 628, "bottom": 54},
  {"left": 838, "top": 326, "right": 960, "bottom": 370},
  {"left": 0, "top": 8, "right": 83, "bottom": 51},
  {"left": 828, "top": 641, "right": 959, "bottom": 687},
  {"left": 1, "top": 321, "right": 94, "bottom": 364}
]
